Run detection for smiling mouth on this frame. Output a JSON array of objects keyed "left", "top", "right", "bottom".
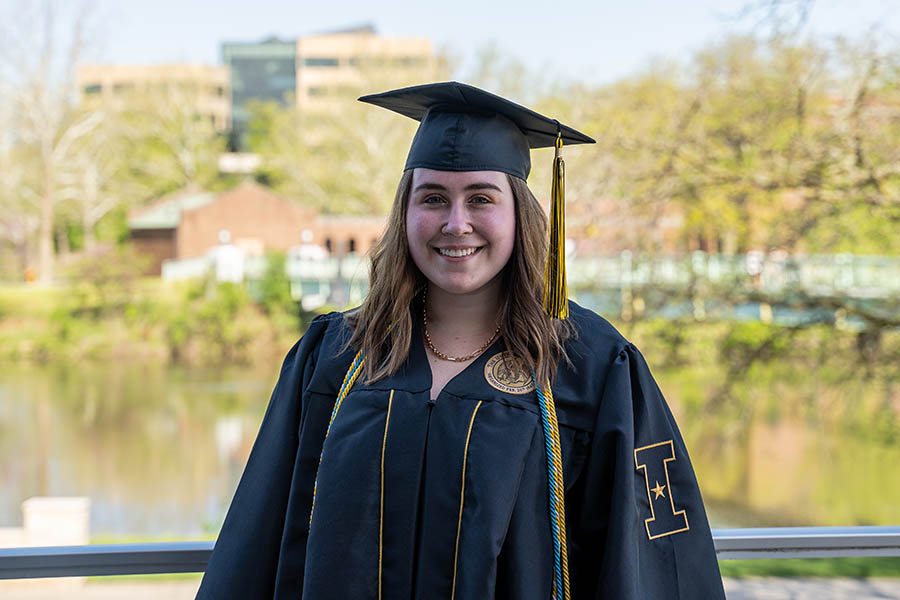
[{"left": 436, "top": 247, "right": 481, "bottom": 257}]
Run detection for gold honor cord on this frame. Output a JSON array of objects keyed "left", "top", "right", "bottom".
[
  {"left": 543, "top": 133, "right": 569, "bottom": 319},
  {"left": 378, "top": 390, "right": 394, "bottom": 600}
]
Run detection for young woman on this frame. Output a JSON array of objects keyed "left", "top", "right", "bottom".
[{"left": 196, "top": 82, "right": 726, "bottom": 600}]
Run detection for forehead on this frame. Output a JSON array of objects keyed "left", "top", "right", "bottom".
[{"left": 410, "top": 168, "right": 511, "bottom": 193}]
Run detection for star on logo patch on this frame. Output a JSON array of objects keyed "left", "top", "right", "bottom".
[{"left": 634, "top": 440, "right": 690, "bottom": 540}]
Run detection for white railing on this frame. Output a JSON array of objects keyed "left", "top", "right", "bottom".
[{"left": 1, "top": 527, "right": 898, "bottom": 579}]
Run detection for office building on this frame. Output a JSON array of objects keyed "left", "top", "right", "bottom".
[
  {"left": 75, "top": 64, "right": 230, "bottom": 131},
  {"left": 295, "top": 25, "right": 434, "bottom": 110},
  {"left": 222, "top": 38, "right": 298, "bottom": 149},
  {"left": 222, "top": 26, "right": 434, "bottom": 148}
]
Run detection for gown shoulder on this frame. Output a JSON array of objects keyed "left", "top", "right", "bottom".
[
  {"left": 560, "top": 304, "right": 727, "bottom": 599},
  {"left": 551, "top": 301, "right": 632, "bottom": 430}
]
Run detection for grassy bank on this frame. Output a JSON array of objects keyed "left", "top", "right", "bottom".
[
  {"left": 0, "top": 249, "right": 313, "bottom": 365},
  {"left": 0, "top": 277, "right": 307, "bottom": 366},
  {"left": 719, "top": 557, "right": 900, "bottom": 578}
]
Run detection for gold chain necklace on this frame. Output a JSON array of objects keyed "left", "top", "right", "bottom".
[{"left": 422, "top": 300, "right": 501, "bottom": 363}]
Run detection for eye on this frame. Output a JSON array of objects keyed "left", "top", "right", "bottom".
[
  {"left": 469, "top": 195, "right": 491, "bottom": 204},
  {"left": 423, "top": 195, "right": 445, "bottom": 205}
]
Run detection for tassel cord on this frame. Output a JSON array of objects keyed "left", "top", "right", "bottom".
[{"left": 544, "top": 134, "right": 569, "bottom": 319}]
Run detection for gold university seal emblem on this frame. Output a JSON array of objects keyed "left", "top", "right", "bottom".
[{"left": 484, "top": 352, "right": 535, "bottom": 394}]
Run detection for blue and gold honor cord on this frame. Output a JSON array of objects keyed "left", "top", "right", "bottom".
[
  {"left": 308, "top": 350, "right": 365, "bottom": 525},
  {"left": 540, "top": 129, "right": 571, "bottom": 599},
  {"left": 309, "top": 351, "right": 570, "bottom": 600},
  {"left": 534, "top": 377, "right": 571, "bottom": 600}
]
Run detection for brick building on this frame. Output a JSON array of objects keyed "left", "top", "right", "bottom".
[{"left": 128, "top": 181, "right": 386, "bottom": 275}]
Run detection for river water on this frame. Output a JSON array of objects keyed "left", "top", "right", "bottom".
[{"left": 1, "top": 359, "right": 898, "bottom": 539}]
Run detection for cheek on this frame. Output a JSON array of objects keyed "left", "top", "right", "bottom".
[
  {"left": 405, "top": 209, "right": 433, "bottom": 259},
  {"left": 406, "top": 211, "right": 422, "bottom": 240},
  {"left": 491, "top": 206, "right": 516, "bottom": 260}
]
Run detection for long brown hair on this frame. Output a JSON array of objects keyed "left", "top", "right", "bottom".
[{"left": 344, "top": 170, "right": 572, "bottom": 385}]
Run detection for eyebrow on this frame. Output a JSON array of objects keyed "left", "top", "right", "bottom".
[{"left": 413, "top": 182, "right": 504, "bottom": 193}]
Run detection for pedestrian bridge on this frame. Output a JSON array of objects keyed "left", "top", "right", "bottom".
[{"left": 160, "top": 251, "right": 900, "bottom": 320}]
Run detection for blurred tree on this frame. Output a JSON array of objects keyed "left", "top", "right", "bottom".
[
  {"left": 0, "top": 0, "right": 103, "bottom": 282},
  {"left": 48, "top": 105, "right": 124, "bottom": 252},
  {"left": 462, "top": 43, "right": 543, "bottom": 103},
  {"left": 112, "top": 85, "right": 226, "bottom": 200},
  {"left": 47, "top": 71, "right": 227, "bottom": 259},
  {"left": 560, "top": 35, "right": 900, "bottom": 256},
  {"left": 695, "top": 36, "right": 898, "bottom": 254},
  {"left": 732, "top": 0, "right": 817, "bottom": 34},
  {"left": 538, "top": 32, "right": 900, "bottom": 380},
  {"left": 63, "top": 244, "right": 150, "bottom": 316},
  {"left": 0, "top": 136, "right": 36, "bottom": 278},
  {"left": 256, "top": 251, "right": 295, "bottom": 317},
  {"left": 247, "top": 59, "right": 449, "bottom": 215},
  {"left": 247, "top": 98, "right": 413, "bottom": 215}
]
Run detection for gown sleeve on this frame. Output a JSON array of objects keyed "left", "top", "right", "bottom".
[
  {"left": 195, "top": 314, "right": 332, "bottom": 599},
  {"left": 571, "top": 343, "right": 726, "bottom": 600}
]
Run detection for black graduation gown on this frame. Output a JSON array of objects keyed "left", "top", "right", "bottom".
[{"left": 196, "top": 302, "right": 725, "bottom": 599}]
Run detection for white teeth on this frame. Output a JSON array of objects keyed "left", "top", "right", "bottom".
[{"left": 438, "top": 247, "right": 478, "bottom": 257}]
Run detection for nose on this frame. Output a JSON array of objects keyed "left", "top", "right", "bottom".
[{"left": 442, "top": 202, "right": 473, "bottom": 236}]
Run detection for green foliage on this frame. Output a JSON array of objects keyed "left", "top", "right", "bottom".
[
  {"left": 625, "top": 317, "right": 900, "bottom": 527},
  {"left": 62, "top": 245, "right": 151, "bottom": 317},
  {"left": 0, "top": 278, "right": 299, "bottom": 365},
  {"left": 537, "top": 35, "right": 900, "bottom": 256},
  {"left": 634, "top": 318, "right": 695, "bottom": 368},
  {"left": 625, "top": 318, "right": 899, "bottom": 431},
  {"left": 114, "top": 89, "right": 227, "bottom": 196},
  {"left": 245, "top": 100, "right": 284, "bottom": 155},
  {"left": 256, "top": 251, "right": 296, "bottom": 318},
  {"left": 166, "top": 281, "right": 261, "bottom": 364},
  {"left": 719, "top": 557, "right": 900, "bottom": 579},
  {"left": 97, "top": 204, "right": 135, "bottom": 245},
  {"left": 719, "top": 321, "right": 794, "bottom": 366}
]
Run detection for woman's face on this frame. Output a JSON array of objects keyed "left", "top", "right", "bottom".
[{"left": 407, "top": 168, "right": 516, "bottom": 297}]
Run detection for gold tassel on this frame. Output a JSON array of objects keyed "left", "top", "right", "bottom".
[{"left": 543, "top": 132, "right": 569, "bottom": 319}]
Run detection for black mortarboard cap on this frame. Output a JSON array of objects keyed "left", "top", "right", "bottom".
[
  {"left": 358, "top": 81, "right": 595, "bottom": 180},
  {"left": 361, "top": 81, "right": 591, "bottom": 321}
]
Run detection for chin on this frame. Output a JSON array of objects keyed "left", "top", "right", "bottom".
[{"left": 426, "top": 275, "right": 498, "bottom": 297}]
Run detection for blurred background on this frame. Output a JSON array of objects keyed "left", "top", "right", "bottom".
[{"left": 0, "top": 0, "right": 898, "bottom": 596}]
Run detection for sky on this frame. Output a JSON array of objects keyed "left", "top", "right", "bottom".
[{"left": 17, "top": 0, "right": 900, "bottom": 85}]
